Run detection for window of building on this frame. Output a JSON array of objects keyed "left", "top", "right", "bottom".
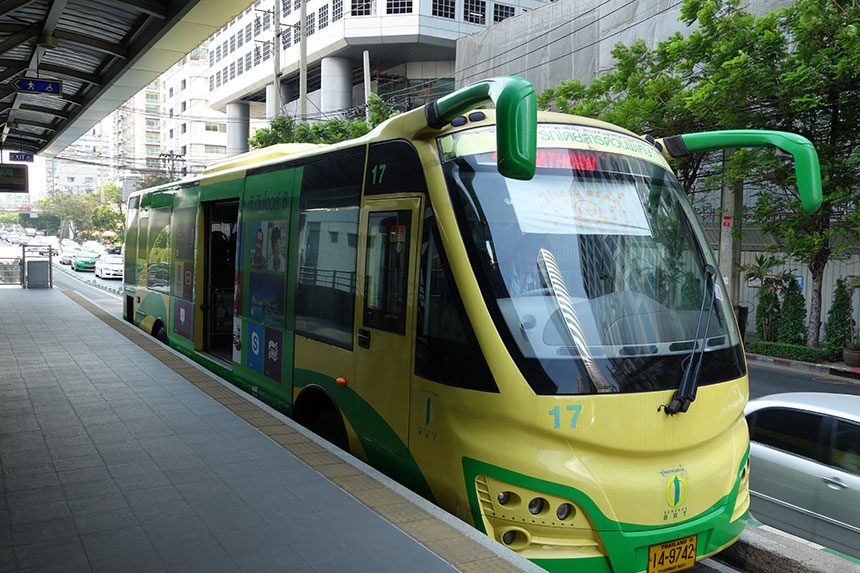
[
  {"left": 205, "top": 123, "right": 227, "bottom": 133},
  {"left": 294, "top": 0, "right": 301, "bottom": 10},
  {"left": 352, "top": 0, "right": 372, "bottom": 16},
  {"left": 254, "top": 46, "right": 262, "bottom": 66},
  {"left": 319, "top": 5, "right": 329, "bottom": 28},
  {"left": 282, "top": 28, "right": 291, "bottom": 49},
  {"left": 306, "top": 13, "right": 315, "bottom": 35},
  {"left": 230, "top": 35, "right": 236, "bottom": 53},
  {"left": 262, "top": 41, "right": 271, "bottom": 61},
  {"left": 254, "top": 16, "right": 261, "bottom": 36},
  {"left": 209, "top": 76, "right": 214, "bottom": 91},
  {"left": 230, "top": 62, "right": 236, "bottom": 79},
  {"left": 168, "top": 87, "right": 174, "bottom": 98},
  {"left": 282, "top": 0, "right": 291, "bottom": 15},
  {"left": 169, "top": 128, "right": 174, "bottom": 138},
  {"left": 181, "top": 123, "right": 187, "bottom": 134},
  {"left": 221, "top": 41, "right": 228, "bottom": 56},
  {"left": 493, "top": 2, "right": 514, "bottom": 21},
  {"left": 295, "top": 150, "right": 364, "bottom": 349},
  {"left": 432, "top": 0, "right": 455, "bottom": 18},
  {"left": 180, "top": 101, "right": 187, "bottom": 112},
  {"left": 293, "top": 25, "right": 300, "bottom": 45},
  {"left": 145, "top": 118, "right": 159, "bottom": 129},
  {"left": 245, "top": 23, "right": 252, "bottom": 43},
  {"left": 215, "top": 44, "right": 221, "bottom": 62},
  {"left": 181, "top": 145, "right": 187, "bottom": 155},
  {"left": 147, "top": 105, "right": 159, "bottom": 115},
  {"left": 263, "top": 11, "right": 271, "bottom": 29},
  {"left": 237, "top": 57, "right": 244, "bottom": 75},
  {"left": 245, "top": 52, "right": 252, "bottom": 70},
  {"left": 464, "top": 0, "right": 485, "bottom": 23},
  {"left": 215, "top": 71, "right": 222, "bottom": 87},
  {"left": 387, "top": 0, "right": 412, "bottom": 13},
  {"left": 748, "top": 409, "right": 825, "bottom": 461},
  {"left": 146, "top": 144, "right": 160, "bottom": 156},
  {"left": 181, "top": 79, "right": 186, "bottom": 90},
  {"left": 237, "top": 31, "right": 244, "bottom": 48},
  {"left": 146, "top": 158, "right": 160, "bottom": 168},
  {"left": 204, "top": 145, "right": 226, "bottom": 155},
  {"left": 146, "top": 132, "right": 160, "bottom": 143},
  {"left": 333, "top": 0, "right": 343, "bottom": 20}
]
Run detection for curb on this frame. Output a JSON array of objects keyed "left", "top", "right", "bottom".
[
  {"left": 719, "top": 520, "right": 860, "bottom": 572},
  {"left": 52, "top": 262, "right": 123, "bottom": 296},
  {"left": 746, "top": 353, "right": 860, "bottom": 382}
]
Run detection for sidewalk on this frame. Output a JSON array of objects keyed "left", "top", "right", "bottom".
[{"left": 746, "top": 353, "right": 860, "bottom": 381}]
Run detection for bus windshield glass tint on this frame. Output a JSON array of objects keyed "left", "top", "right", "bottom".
[{"left": 439, "top": 125, "right": 745, "bottom": 395}]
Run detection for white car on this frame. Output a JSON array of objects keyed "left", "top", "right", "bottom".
[
  {"left": 745, "top": 393, "right": 860, "bottom": 558},
  {"left": 94, "top": 254, "right": 124, "bottom": 279}
]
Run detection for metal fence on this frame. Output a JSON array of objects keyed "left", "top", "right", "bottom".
[{"left": 0, "top": 256, "right": 22, "bottom": 285}]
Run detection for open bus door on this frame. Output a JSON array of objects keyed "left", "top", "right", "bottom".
[
  {"left": 202, "top": 200, "right": 239, "bottom": 362},
  {"left": 354, "top": 197, "right": 421, "bottom": 458}
]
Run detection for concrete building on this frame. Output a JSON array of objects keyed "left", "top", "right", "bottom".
[
  {"left": 47, "top": 122, "right": 112, "bottom": 194},
  {"left": 162, "top": 45, "right": 229, "bottom": 177},
  {"left": 206, "top": 0, "right": 547, "bottom": 156},
  {"left": 112, "top": 79, "right": 165, "bottom": 181}
]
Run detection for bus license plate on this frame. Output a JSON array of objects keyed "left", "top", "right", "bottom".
[{"left": 647, "top": 535, "right": 697, "bottom": 573}]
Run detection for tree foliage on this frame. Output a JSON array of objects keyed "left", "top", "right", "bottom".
[
  {"left": 91, "top": 204, "right": 123, "bottom": 232},
  {"left": 778, "top": 276, "right": 807, "bottom": 345},
  {"left": 248, "top": 93, "right": 399, "bottom": 149},
  {"left": 741, "top": 254, "right": 790, "bottom": 342},
  {"left": 822, "top": 278, "right": 855, "bottom": 351},
  {"left": 36, "top": 190, "right": 100, "bottom": 240},
  {"left": 539, "top": 0, "right": 860, "bottom": 347}
]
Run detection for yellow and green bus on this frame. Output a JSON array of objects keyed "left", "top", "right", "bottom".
[{"left": 124, "top": 77, "right": 821, "bottom": 572}]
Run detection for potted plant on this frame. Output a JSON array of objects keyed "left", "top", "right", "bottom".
[{"left": 845, "top": 330, "right": 860, "bottom": 368}]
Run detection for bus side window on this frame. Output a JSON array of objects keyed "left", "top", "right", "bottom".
[
  {"left": 364, "top": 210, "right": 410, "bottom": 334},
  {"left": 415, "top": 210, "right": 497, "bottom": 392}
]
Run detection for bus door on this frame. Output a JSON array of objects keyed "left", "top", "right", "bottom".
[
  {"left": 202, "top": 200, "right": 239, "bottom": 362},
  {"left": 355, "top": 197, "right": 421, "bottom": 458}
]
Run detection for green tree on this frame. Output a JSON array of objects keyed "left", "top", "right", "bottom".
[
  {"left": 139, "top": 173, "right": 172, "bottom": 190},
  {"left": 777, "top": 276, "right": 807, "bottom": 345},
  {"left": 741, "top": 254, "right": 789, "bottom": 342},
  {"left": 99, "top": 182, "right": 123, "bottom": 209},
  {"left": 248, "top": 93, "right": 398, "bottom": 149},
  {"left": 823, "top": 278, "right": 855, "bottom": 354},
  {"left": 37, "top": 190, "right": 100, "bottom": 240},
  {"left": 91, "top": 204, "right": 123, "bottom": 233}
]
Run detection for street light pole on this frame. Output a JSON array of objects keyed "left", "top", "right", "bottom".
[
  {"left": 273, "top": 0, "right": 281, "bottom": 118},
  {"left": 299, "top": 0, "right": 307, "bottom": 120}
]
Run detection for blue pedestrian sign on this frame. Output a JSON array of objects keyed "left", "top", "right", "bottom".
[
  {"left": 9, "top": 153, "right": 33, "bottom": 162},
  {"left": 12, "top": 77, "right": 62, "bottom": 96}
]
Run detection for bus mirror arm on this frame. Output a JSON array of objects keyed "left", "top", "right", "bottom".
[
  {"left": 423, "top": 77, "right": 538, "bottom": 181},
  {"left": 647, "top": 130, "right": 823, "bottom": 214}
]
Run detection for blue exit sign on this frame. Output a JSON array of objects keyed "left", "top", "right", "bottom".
[{"left": 9, "top": 153, "right": 33, "bottom": 162}]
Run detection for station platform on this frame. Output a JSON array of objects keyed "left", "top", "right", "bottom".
[{"left": 0, "top": 287, "right": 537, "bottom": 573}]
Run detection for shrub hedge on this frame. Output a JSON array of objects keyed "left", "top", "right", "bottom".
[{"left": 746, "top": 341, "right": 828, "bottom": 364}]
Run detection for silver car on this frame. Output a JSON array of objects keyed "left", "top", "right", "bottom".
[{"left": 745, "top": 392, "right": 860, "bottom": 558}]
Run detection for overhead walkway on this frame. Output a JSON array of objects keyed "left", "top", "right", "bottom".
[{"left": 0, "top": 286, "right": 538, "bottom": 572}]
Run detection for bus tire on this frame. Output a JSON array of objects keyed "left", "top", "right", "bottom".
[
  {"left": 311, "top": 407, "right": 348, "bottom": 452},
  {"left": 154, "top": 323, "right": 168, "bottom": 345}
]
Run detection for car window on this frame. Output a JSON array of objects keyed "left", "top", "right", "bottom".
[
  {"left": 830, "top": 419, "right": 860, "bottom": 475},
  {"left": 748, "top": 408, "right": 825, "bottom": 461}
]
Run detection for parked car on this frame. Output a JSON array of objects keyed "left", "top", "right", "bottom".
[
  {"left": 745, "top": 393, "right": 860, "bottom": 558},
  {"left": 94, "top": 254, "right": 123, "bottom": 279},
  {"left": 70, "top": 251, "right": 99, "bottom": 272}
]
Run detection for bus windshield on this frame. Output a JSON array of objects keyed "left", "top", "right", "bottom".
[{"left": 440, "top": 124, "right": 745, "bottom": 395}]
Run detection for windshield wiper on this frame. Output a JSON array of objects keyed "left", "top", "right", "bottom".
[{"left": 662, "top": 264, "right": 716, "bottom": 415}]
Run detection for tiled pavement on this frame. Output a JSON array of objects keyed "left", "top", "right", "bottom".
[{"left": 0, "top": 288, "right": 535, "bottom": 573}]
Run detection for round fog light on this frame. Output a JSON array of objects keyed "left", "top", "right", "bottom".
[
  {"left": 556, "top": 503, "right": 573, "bottom": 521},
  {"left": 528, "top": 497, "right": 545, "bottom": 515},
  {"left": 502, "top": 530, "right": 516, "bottom": 545},
  {"left": 497, "top": 491, "right": 511, "bottom": 506}
]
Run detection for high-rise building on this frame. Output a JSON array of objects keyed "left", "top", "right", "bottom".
[{"left": 206, "top": 0, "right": 547, "bottom": 156}]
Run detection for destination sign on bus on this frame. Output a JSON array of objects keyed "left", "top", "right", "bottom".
[{"left": 490, "top": 149, "right": 599, "bottom": 171}]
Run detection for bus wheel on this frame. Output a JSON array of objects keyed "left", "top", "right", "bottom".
[
  {"left": 154, "top": 324, "right": 168, "bottom": 345},
  {"left": 312, "top": 407, "right": 348, "bottom": 452}
]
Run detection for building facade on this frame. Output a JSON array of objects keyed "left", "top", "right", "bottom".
[{"left": 206, "top": 0, "right": 547, "bottom": 156}]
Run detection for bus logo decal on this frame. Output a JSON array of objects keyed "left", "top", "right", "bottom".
[{"left": 665, "top": 475, "right": 688, "bottom": 509}]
